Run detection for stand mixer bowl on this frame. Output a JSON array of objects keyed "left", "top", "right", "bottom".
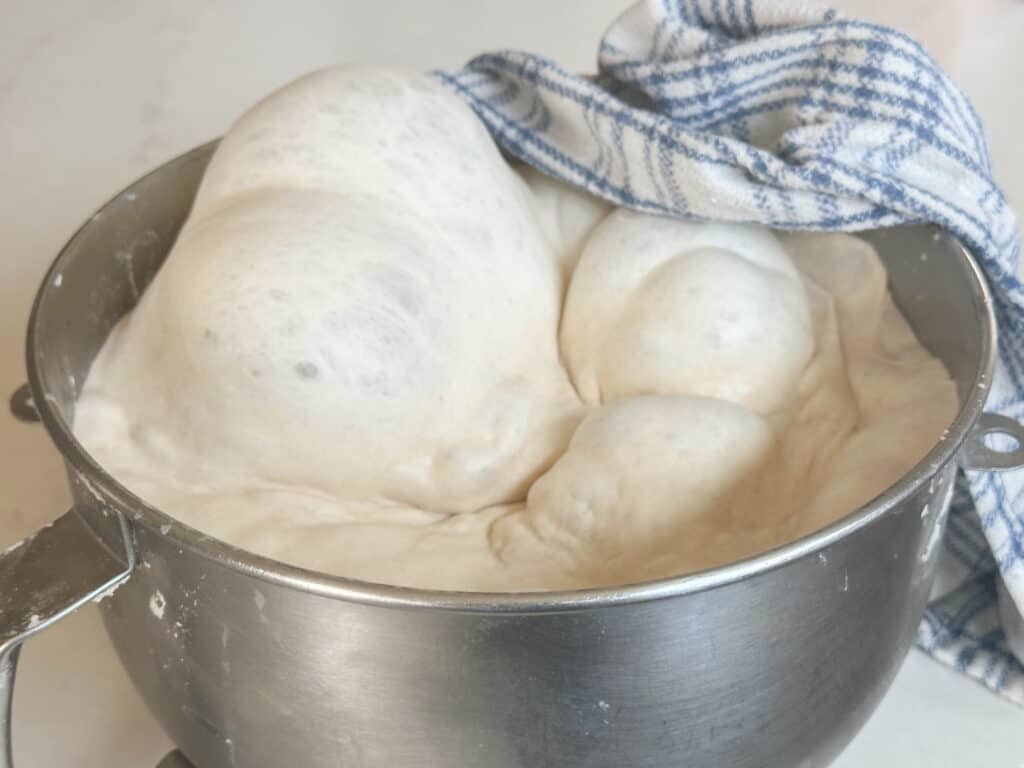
[{"left": 2, "top": 141, "right": 1023, "bottom": 768}]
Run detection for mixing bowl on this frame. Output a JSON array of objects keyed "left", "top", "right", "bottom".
[{"left": 2, "top": 142, "right": 1023, "bottom": 768}]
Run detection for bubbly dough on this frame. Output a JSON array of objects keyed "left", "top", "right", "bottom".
[
  {"left": 74, "top": 66, "right": 959, "bottom": 591},
  {"left": 491, "top": 396, "right": 776, "bottom": 588},
  {"left": 560, "top": 214, "right": 815, "bottom": 414},
  {"left": 783, "top": 232, "right": 962, "bottom": 536},
  {"left": 80, "top": 67, "right": 582, "bottom": 516}
]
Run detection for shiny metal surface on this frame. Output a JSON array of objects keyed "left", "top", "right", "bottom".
[
  {"left": 0, "top": 648, "right": 15, "bottom": 768},
  {"left": 960, "top": 412, "right": 1024, "bottom": 470},
  {"left": 0, "top": 510, "right": 133, "bottom": 768},
  {"left": 1, "top": 141, "right": 1022, "bottom": 767}
]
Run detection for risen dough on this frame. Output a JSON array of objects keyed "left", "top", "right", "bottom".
[
  {"left": 74, "top": 66, "right": 958, "bottom": 591},
  {"left": 561, "top": 214, "right": 814, "bottom": 414},
  {"left": 517, "top": 165, "right": 612, "bottom": 278},
  {"left": 492, "top": 396, "right": 776, "bottom": 588},
  {"left": 80, "top": 67, "right": 582, "bottom": 516}
]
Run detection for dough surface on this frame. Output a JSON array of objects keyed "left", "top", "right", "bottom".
[
  {"left": 79, "top": 67, "right": 582, "bottom": 517},
  {"left": 74, "top": 66, "right": 958, "bottom": 591},
  {"left": 561, "top": 215, "right": 814, "bottom": 415}
]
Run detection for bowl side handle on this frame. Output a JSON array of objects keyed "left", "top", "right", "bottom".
[
  {"left": 959, "top": 411, "right": 1024, "bottom": 471},
  {"left": 0, "top": 509, "right": 134, "bottom": 768}
]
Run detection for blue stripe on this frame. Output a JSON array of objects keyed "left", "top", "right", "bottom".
[
  {"left": 726, "top": 0, "right": 742, "bottom": 37},
  {"left": 612, "top": 118, "right": 632, "bottom": 197},
  {"left": 690, "top": 0, "right": 707, "bottom": 29},
  {"left": 437, "top": 72, "right": 675, "bottom": 214},
  {"left": 657, "top": 128, "right": 687, "bottom": 212},
  {"left": 992, "top": 479, "right": 1024, "bottom": 564},
  {"left": 710, "top": 0, "right": 726, "bottom": 32},
  {"left": 695, "top": 92, "right": 996, "bottom": 189},
  {"left": 662, "top": 2, "right": 688, "bottom": 60},
  {"left": 672, "top": 75, "right": 954, "bottom": 142},
  {"left": 582, "top": 92, "right": 609, "bottom": 178},
  {"left": 465, "top": 55, "right": 733, "bottom": 165},
  {"left": 813, "top": 156, "right": 994, "bottom": 253},
  {"left": 613, "top": 20, "right": 986, "bottom": 145},
  {"left": 650, "top": 13, "right": 671, "bottom": 59},
  {"left": 642, "top": 131, "right": 669, "bottom": 206},
  {"left": 660, "top": 57, "right": 948, "bottom": 120}
]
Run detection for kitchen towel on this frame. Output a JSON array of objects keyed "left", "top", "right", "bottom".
[{"left": 441, "top": 0, "right": 1024, "bottom": 703}]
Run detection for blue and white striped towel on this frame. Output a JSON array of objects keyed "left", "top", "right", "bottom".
[{"left": 441, "top": 0, "right": 1024, "bottom": 703}]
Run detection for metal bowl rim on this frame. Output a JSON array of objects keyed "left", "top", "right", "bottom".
[{"left": 24, "top": 141, "right": 998, "bottom": 613}]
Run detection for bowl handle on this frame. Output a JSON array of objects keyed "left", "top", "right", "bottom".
[
  {"left": 959, "top": 411, "right": 1024, "bottom": 471},
  {"left": 0, "top": 509, "right": 134, "bottom": 768}
]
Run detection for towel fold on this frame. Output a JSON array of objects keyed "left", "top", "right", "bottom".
[{"left": 442, "top": 0, "right": 1024, "bottom": 703}]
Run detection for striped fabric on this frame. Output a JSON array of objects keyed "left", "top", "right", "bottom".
[{"left": 440, "top": 0, "right": 1024, "bottom": 702}]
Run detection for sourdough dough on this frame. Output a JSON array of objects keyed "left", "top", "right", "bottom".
[{"left": 74, "top": 66, "right": 958, "bottom": 591}]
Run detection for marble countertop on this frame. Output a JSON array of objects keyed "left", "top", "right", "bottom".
[{"left": 1, "top": 2, "right": 1022, "bottom": 766}]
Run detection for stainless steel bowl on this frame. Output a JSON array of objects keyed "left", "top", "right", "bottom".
[{"left": 2, "top": 142, "right": 1023, "bottom": 768}]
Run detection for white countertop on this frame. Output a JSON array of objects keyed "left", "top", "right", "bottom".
[{"left": 1, "top": 2, "right": 1022, "bottom": 766}]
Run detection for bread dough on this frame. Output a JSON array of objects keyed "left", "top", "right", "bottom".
[
  {"left": 491, "top": 395, "right": 777, "bottom": 589},
  {"left": 516, "top": 165, "right": 612, "bottom": 279},
  {"left": 560, "top": 214, "right": 814, "bottom": 415},
  {"left": 77, "top": 67, "right": 582, "bottom": 517},
  {"left": 74, "top": 66, "right": 959, "bottom": 591}
]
